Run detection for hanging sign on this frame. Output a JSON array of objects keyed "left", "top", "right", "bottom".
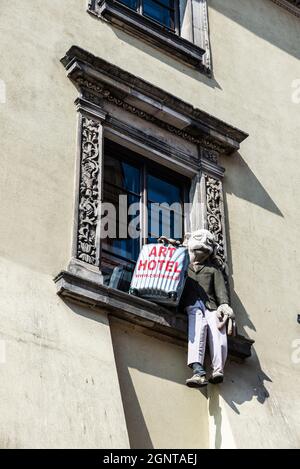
[{"left": 129, "top": 243, "right": 189, "bottom": 306}]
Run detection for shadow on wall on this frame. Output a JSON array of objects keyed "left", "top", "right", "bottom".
[
  {"left": 222, "top": 150, "right": 284, "bottom": 333},
  {"left": 224, "top": 151, "right": 283, "bottom": 218},
  {"left": 207, "top": 150, "right": 277, "bottom": 448},
  {"left": 208, "top": 352, "right": 272, "bottom": 448},
  {"left": 109, "top": 318, "right": 208, "bottom": 449},
  {"left": 208, "top": 354, "right": 272, "bottom": 448},
  {"left": 210, "top": 0, "right": 300, "bottom": 61},
  {"left": 62, "top": 298, "right": 270, "bottom": 449},
  {"left": 59, "top": 300, "right": 155, "bottom": 447},
  {"left": 89, "top": 0, "right": 300, "bottom": 89},
  {"left": 87, "top": 12, "right": 222, "bottom": 90},
  {"left": 112, "top": 357, "right": 155, "bottom": 449},
  {"left": 66, "top": 301, "right": 206, "bottom": 448}
]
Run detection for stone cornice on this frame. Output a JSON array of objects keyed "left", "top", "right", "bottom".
[
  {"left": 54, "top": 270, "right": 254, "bottom": 359},
  {"left": 61, "top": 46, "right": 248, "bottom": 155},
  {"left": 270, "top": 0, "right": 300, "bottom": 17}
]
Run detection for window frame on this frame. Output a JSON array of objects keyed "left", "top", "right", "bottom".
[
  {"left": 55, "top": 47, "right": 252, "bottom": 358},
  {"left": 101, "top": 139, "right": 190, "bottom": 271},
  {"left": 118, "top": 0, "right": 180, "bottom": 34},
  {"left": 88, "top": 0, "right": 211, "bottom": 73}
]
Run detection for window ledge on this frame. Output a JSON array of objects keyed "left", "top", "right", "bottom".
[
  {"left": 54, "top": 270, "right": 254, "bottom": 359},
  {"left": 88, "top": 0, "right": 207, "bottom": 71}
]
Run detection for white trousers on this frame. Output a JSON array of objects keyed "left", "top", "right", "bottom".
[{"left": 186, "top": 300, "right": 228, "bottom": 374}]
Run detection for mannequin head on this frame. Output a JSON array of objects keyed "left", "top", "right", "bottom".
[{"left": 184, "top": 229, "right": 218, "bottom": 264}]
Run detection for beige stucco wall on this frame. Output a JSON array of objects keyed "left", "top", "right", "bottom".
[
  {"left": 0, "top": 0, "right": 299, "bottom": 448},
  {"left": 110, "top": 318, "right": 208, "bottom": 449},
  {"left": 0, "top": 258, "right": 129, "bottom": 448},
  {"left": 211, "top": 0, "right": 300, "bottom": 449}
]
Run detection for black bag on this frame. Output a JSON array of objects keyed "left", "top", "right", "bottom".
[{"left": 109, "top": 265, "right": 134, "bottom": 293}]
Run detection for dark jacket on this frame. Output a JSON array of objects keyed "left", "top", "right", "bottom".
[{"left": 180, "top": 261, "right": 229, "bottom": 311}]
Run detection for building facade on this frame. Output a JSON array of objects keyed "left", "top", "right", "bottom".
[{"left": 0, "top": 0, "right": 299, "bottom": 448}]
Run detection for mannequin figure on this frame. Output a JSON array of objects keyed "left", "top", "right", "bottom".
[{"left": 181, "top": 229, "right": 235, "bottom": 387}]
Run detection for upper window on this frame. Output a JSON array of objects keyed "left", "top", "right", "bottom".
[
  {"left": 118, "top": 0, "right": 179, "bottom": 33},
  {"left": 88, "top": 0, "right": 211, "bottom": 73},
  {"left": 102, "top": 140, "right": 188, "bottom": 272}
]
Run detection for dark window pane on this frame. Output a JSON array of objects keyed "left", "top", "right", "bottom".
[
  {"left": 103, "top": 238, "right": 140, "bottom": 262},
  {"left": 102, "top": 188, "right": 141, "bottom": 261},
  {"left": 147, "top": 174, "right": 183, "bottom": 241},
  {"left": 103, "top": 146, "right": 186, "bottom": 264},
  {"left": 118, "top": 0, "right": 138, "bottom": 10},
  {"left": 103, "top": 152, "right": 141, "bottom": 262},
  {"left": 148, "top": 202, "right": 169, "bottom": 241},
  {"left": 148, "top": 205, "right": 183, "bottom": 241},
  {"left": 155, "top": 0, "right": 174, "bottom": 8},
  {"left": 104, "top": 154, "right": 140, "bottom": 194},
  {"left": 102, "top": 236, "right": 139, "bottom": 262},
  {"left": 143, "top": 0, "right": 174, "bottom": 29},
  {"left": 148, "top": 174, "right": 181, "bottom": 205}
]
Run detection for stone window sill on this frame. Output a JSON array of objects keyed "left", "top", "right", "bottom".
[
  {"left": 88, "top": 0, "right": 207, "bottom": 71},
  {"left": 54, "top": 270, "right": 254, "bottom": 359}
]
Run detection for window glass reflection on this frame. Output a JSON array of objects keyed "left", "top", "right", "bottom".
[
  {"left": 143, "top": 0, "right": 175, "bottom": 30},
  {"left": 118, "top": 0, "right": 138, "bottom": 10},
  {"left": 103, "top": 154, "right": 141, "bottom": 261}
]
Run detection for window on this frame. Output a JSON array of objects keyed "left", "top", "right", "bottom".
[
  {"left": 101, "top": 141, "right": 188, "bottom": 274},
  {"left": 88, "top": 0, "right": 211, "bottom": 73},
  {"left": 147, "top": 174, "right": 183, "bottom": 242},
  {"left": 102, "top": 145, "right": 141, "bottom": 264},
  {"left": 118, "top": 0, "right": 179, "bottom": 33},
  {"left": 56, "top": 47, "right": 250, "bottom": 353}
]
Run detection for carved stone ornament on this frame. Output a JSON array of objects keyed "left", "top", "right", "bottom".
[
  {"left": 61, "top": 46, "right": 249, "bottom": 156},
  {"left": 205, "top": 175, "right": 226, "bottom": 266},
  {"left": 202, "top": 149, "right": 219, "bottom": 164},
  {"left": 77, "top": 117, "right": 101, "bottom": 266},
  {"left": 79, "top": 84, "right": 223, "bottom": 153}
]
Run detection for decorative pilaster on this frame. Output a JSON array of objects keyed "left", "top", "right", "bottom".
[
  {"left": 204, "top": 174, "right": 227, "bottom": 267},
  {"left": 197, "top": 147, "right": 228, "bottom": 270},
  {"left": 68, "top": 97, "right": 106, "bottom": 282},
  {"left": 77, "top": 116, "right": 101, "bottom": 265},
  {"left": 191, "top": 0, "right": 212, "bottom": 73}
]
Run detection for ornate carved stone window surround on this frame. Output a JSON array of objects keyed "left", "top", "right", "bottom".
[
  {"left": 88, "top": 0, "right": 212, "bottom": 73},
  {"left": 55, "top": 46, "right": 253, "bottom": 358}
]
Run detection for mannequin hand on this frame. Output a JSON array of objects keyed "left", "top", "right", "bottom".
[
  {"left": 217, "top": 304, "right": 235, "bottom": 320},
  {"left": 227, "top": 318, "right": 234, "bottom": 336}
]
